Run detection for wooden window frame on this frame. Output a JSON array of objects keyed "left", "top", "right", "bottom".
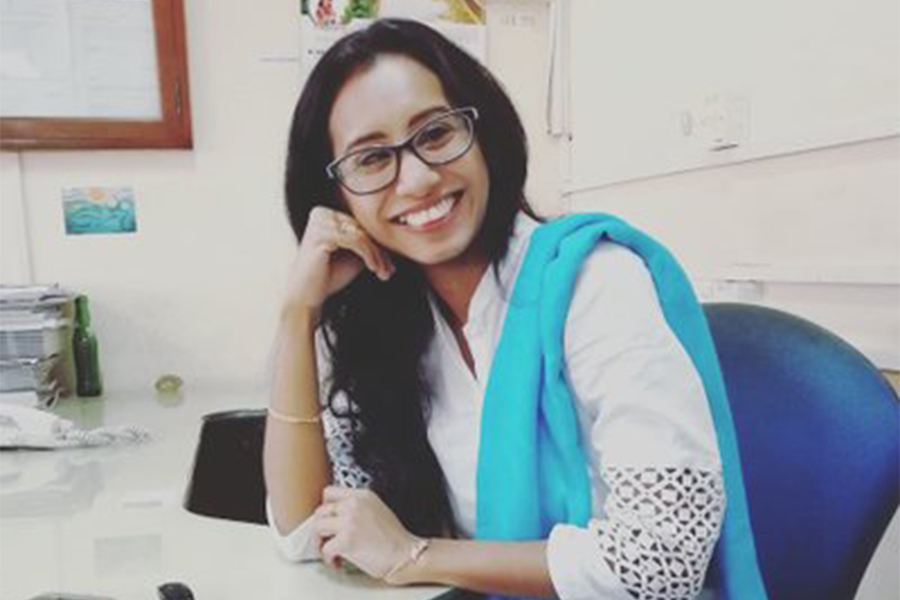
[{"left": 0, "top": 0, "right": 192, "bottom": 150}]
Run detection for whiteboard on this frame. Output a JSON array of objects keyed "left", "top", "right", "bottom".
[
  {"left": 0, "top": 0, "right": 161, "bottom": 120},
  {"left": 567, "top": 0, "right": 900, "bottom": 190}
]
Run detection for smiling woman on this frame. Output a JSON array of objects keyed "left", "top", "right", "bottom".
[{"left": 263, "top": 18, "right": 765, "bottom": 600}]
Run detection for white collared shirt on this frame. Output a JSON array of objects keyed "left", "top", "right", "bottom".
[{"left": 269, "top": 214, "right": 724, "bottom": 600}]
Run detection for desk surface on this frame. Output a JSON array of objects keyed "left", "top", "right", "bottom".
[{"left": 0, "top": 389, "right": 452, "bottom": 600}]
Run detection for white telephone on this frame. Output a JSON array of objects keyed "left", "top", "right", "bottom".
[{"left": 0, "top": 404, "right": 149, "bottom": 449}]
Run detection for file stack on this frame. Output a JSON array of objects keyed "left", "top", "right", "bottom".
[{"left": 0, "top": 285, "right": 76, "bottom": 407}]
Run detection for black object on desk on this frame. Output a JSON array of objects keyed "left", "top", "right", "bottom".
[
  {"left": 183, "top": 409, "right": 268, "bottom": 525},
  {"left": 158, "top": 582, "right": 195, "bottom": 600}
]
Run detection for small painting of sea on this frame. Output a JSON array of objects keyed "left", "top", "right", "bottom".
[{"left": 63, "top": 187, "right": 138, "bottom": 235}]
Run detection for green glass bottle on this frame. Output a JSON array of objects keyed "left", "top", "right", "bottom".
[{"left": 73, "top": 295, "right": 102, "bottom": 397}]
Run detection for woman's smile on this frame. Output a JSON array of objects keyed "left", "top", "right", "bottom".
[{"left": 391, "top": 190, "right": 462, "bottom": 230}]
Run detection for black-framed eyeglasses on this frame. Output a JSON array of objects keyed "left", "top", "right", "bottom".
[{"left": 326, "top": 107, "right": 479, "bottom": 195}]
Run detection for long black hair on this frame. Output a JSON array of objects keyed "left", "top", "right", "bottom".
[{"left": 284, "top": 19, "right": 537, "bottom": 537}]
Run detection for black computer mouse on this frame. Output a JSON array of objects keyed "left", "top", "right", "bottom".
[{"left": 157, "top": 582, "right": 195, "bottom": 600}]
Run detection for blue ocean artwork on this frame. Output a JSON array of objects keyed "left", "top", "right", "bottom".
[{"left": 63, "top": 187, "right": 138, "bottom": 235}]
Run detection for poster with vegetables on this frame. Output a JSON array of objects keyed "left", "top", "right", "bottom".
[{"left": 300, "top": 0, "right": 486, "bottom": 72}]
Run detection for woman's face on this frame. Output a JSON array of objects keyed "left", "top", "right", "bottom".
[{"left": 328, "top": 54, "right": 490, "bottom": 268}]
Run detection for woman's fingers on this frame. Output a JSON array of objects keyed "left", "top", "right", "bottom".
[
  {"left": 313, "top": 488, "right": 414, "bottom": 580},
  {"left": 313, "top": 518, "right": 339, "bottom": 555},
  {"left": 314, "top": 517, "right": 340, "bottom": 538},
  {"left": 314, "top": 493, "right": 350, "bottom": 550},
  {"left": 320, "top": 534, "right": 344, "bottom": 569},
  {"left": 331, "top": 215, "right": 393, "bottom": 281},
  {"left": 313, "top": 502, "right": 342, "bottom": 532},
  {"left": 323, "top": 484, "right": 357, "bottom": 503},
  {"left": 283, "top": 206, "right": 395, "bottom": 315},
  {"left": 313, "top": 503, "right": 344, "bottom": 568},
  {"left": 310, "top": 208, "right": 392, "bottom": 281}
]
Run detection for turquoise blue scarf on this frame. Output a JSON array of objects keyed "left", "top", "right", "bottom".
[{"left": 475, "top": 213, "right": 768, "bottom": 600}]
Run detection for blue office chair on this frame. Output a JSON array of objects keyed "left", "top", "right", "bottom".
[{"left": 703, "top": 302, "right": 899, "bottom": 600}]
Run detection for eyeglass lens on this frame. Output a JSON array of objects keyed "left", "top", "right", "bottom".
[{"left": 335, "top": 111, "right": 474, "bottom": 194}]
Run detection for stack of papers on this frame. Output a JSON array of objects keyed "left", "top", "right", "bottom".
[{"left": 0, "top": 285, "right": 75, "bottom": 407}]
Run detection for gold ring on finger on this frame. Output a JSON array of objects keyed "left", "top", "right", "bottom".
[{"left": 339, "top": 220, "right": 359, "bottom": 235}]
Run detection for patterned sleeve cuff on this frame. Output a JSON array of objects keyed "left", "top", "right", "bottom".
[
  {"left": 597, "top": 466, "right": 725, "bottom": 599},
  {"left": 548, "top": 467, "right": 725, "bottom": 600},
  {"left": 548, "top": 521, "right": 636, "bottom": 600}
]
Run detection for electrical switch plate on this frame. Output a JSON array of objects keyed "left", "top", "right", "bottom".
[
  {"left": 697, "top": 94, "right": 750, "bottom": 151},
  {"left": 682, "top": 94, "right": 750, "bottom": 151}
]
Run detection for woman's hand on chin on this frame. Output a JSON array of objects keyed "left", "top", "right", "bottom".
[{"left": 283, "top": 207, "right": 396, "bottom": 320}]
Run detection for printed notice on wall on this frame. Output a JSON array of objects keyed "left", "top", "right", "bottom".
[
  {"left": 300, "top": 0, "right": 486, "bottom": 74},
  {"left": 62, "top": 186, "right": 138, "bottom": 235}
]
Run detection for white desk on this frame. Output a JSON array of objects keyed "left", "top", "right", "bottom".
[{"left": 0, "top": 389, "right": 453, "bottom": 600}]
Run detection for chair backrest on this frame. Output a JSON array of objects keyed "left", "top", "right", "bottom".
[
  {"left": 703, "top": 302, "right": 899, "bottom": 600},
  {"left": 183, "top": 409, "right": 268, "bottom": 525}
]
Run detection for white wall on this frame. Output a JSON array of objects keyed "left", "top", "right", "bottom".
[
  {"left": 565, "top": 138, "right": 899, "bottom": 277},
  {"left": 0, "top": 152, "right": 30, "bottom": 283},
  {"left": 564, "top": 136, "right": 900, "bottom": 368},
  {"left": 0, "top": 0, "right": 897, "bottom": 395},
  {"left": 1, "top": 0, "right": 303, "bottom": 392},
  {"left": 557, "top": 0, "right": 900, "bottom": 369},
  {"left": 487, "top": 1, "right": 566, "bottom": 217}
]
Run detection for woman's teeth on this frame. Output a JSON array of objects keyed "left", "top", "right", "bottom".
[{"left": 399, "top": 195, "right": 456, "bottom": 227}]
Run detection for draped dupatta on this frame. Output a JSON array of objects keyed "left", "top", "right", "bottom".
[{"left": 476, "top": 213, "right": 768, "bottom": 600}]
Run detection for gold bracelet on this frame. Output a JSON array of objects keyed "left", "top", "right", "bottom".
[
  {"left": 267, "top": 406, "right": 321, "bottom": 424},
  {"left": 383, "top": 537, "right": 430, "bottom": 583}
]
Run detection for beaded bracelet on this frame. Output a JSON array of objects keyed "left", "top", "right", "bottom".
[{"left": 266, "top": 406, "right": 321, "bottom": 425}]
